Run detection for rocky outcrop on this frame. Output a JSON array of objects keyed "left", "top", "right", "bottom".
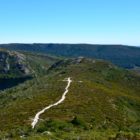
[{"left": 0, "top": 49, "right": 31, "bottom": 76}]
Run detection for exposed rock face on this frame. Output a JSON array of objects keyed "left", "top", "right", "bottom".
[{"left": 0, "top": 49, "right": 31, "bottom": 76}]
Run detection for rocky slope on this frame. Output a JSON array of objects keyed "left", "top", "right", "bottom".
[
  {"left": 0, "top": 49, "right": 58, "bottom": 90},
  {"left": 0, "top": 49, "right": 30, "bottom": 78}
]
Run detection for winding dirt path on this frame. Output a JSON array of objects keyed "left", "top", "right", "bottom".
[{"left": 31, "top": 77, "right": 72, "bottom": 129}]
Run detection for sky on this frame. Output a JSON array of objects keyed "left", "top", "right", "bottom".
[{"left": 0, "top": 0, "right": 140, "bottom": 46}]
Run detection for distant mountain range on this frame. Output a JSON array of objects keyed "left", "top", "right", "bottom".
[{"left": 0, "top": 43, "right": 140, "bottom": 68}]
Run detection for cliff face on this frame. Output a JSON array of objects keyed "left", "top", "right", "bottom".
[
  {"left": 0, "top": 49, "right": 30, "bottom": 77},
  {"left": 0, "top": 49, "right": 32, "bottom": 90},
  {"left": 0, "top": 48, "right": 59, "bottom": 91}
]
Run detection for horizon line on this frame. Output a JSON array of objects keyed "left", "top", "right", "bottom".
[{"left": 0, "top": 42, "right": 139, "bottom": 47}]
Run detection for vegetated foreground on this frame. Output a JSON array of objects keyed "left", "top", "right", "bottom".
[
  {"left": 32, "top": 77, "right": 72, "bottom": 129},
  {"left": 0, "top": 54, "right": 140, "bottom": 139}
]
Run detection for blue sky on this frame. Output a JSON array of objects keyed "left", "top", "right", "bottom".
[{"left": 0, "top": 0, "right": 140, "bottom": 45}]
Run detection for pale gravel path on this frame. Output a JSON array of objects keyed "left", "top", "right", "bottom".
[{"left": 31, "top": 77, "right": 72, "bottom": 129}]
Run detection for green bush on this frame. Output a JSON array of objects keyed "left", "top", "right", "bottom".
[
  {"left": 70, "top": 116, "right": 87, "bottom": 129},
  {"left": 36, "top": 119, "right": 73, "bottom": 133}
]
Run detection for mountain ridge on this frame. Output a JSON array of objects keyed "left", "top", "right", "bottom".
[{"left": 1, "top": 43, "right": 140, "bottom": 69}]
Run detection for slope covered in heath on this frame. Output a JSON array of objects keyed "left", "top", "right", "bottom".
[
  {"left": 0, "top": 57, "right": 140, "bottom": 139},
  {"left": 31, "top": 77, "right": 72, "bottom": 129}
]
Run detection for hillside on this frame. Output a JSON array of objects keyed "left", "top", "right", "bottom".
[
  {"left": 0, "top": 49, "right": 58, "bottom": 90},
  {"left": 0, "top": 48, "right": 31, "bottom": 77},
  {"left": 0, "top": 56, "right": 140, "bottom": 139},
  {"left": 0, "top": 43, "right": 140, "bottom": 68},
  {"left": 0, "top": 49, "right": 32, "bottom": 90}
]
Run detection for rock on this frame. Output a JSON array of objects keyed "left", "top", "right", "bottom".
[{"left": 0, "top": 49, "right": 31, "bottom": 75}]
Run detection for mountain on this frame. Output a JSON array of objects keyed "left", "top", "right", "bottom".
[
  {"left": 0, "top": 43, "right": 140, "bottom": 68},
  {"left": 0, "top": 54, "right": 140, "bottom": 139},
  {"left": 0, "top": 48, "right": 32, "bottom": 90},
  {"left": 0, "top": 49, "right": 58, "bottom": 90},
  {"left": 0, "top": 48, "right": 30, "bottom": 77}
]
